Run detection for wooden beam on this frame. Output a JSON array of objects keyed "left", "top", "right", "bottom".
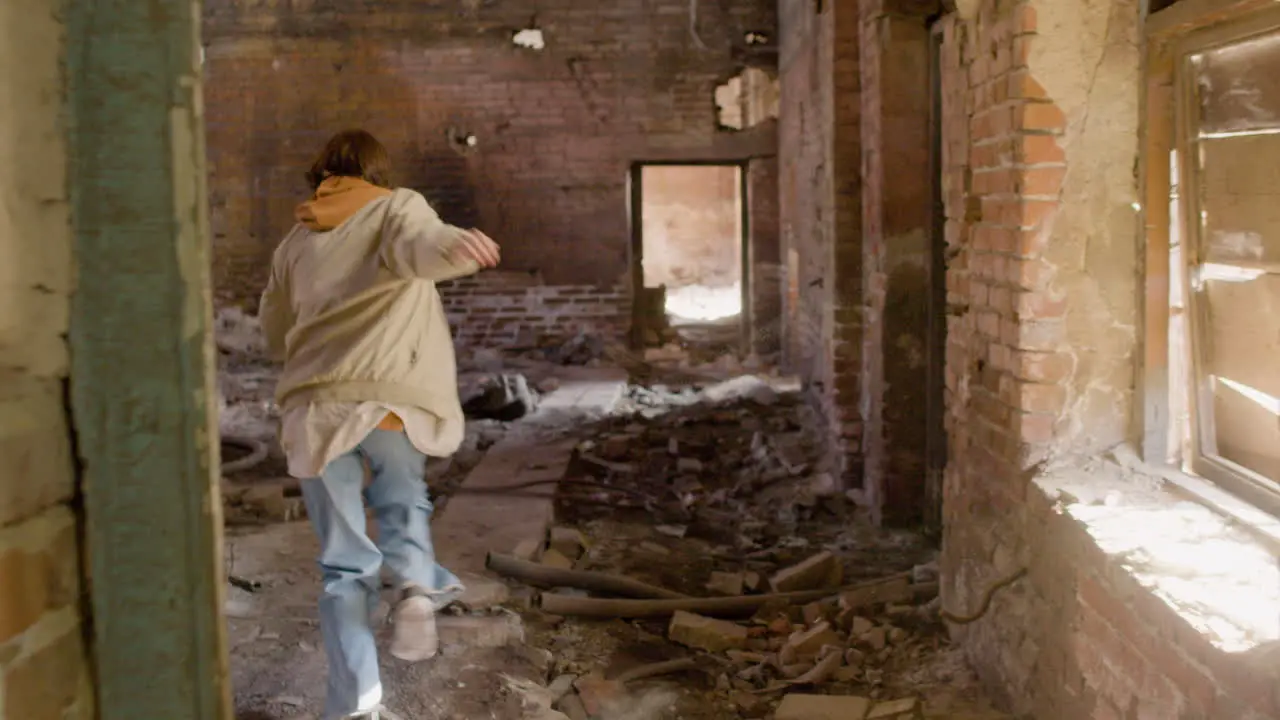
[{"left": 66, "top": 0, "right": 231, "bottom": 717}]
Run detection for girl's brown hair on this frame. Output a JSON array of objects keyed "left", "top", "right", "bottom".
[{"left": 306, "top": 129, "right": 391, "bottom": 190}]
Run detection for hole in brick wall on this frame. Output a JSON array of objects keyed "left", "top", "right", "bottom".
[
  {"left": 512, "top": 27, "right": 545, "bottom": 50},
  {"left": 446, "top": 127, "right": 478, "bottom": 155},
  {"left": 639, "top": 165, "right": 744, "bottom": 326},
  {"left": 714, "top": 67, "right": 779, "bottom": 131},
  {"left": 744, "top": 31, "right": 769, "bottom": 46}
]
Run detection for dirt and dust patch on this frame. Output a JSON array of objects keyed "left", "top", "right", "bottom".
[{"left": 226, "top": 522, "right": 558, "bottom": 720}]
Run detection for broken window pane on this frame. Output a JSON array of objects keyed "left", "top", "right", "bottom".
[
  {"left": 1190, "top": 29, "right": 1280, "bottom": 486},
  {"left": 1200, "top": 274, "right": 1280, "bottom": 481},
  {"left": 1194, "top": 31, "right": 1280, "bottom": 136},
  {"left": 1199, "top": 134, "right": 1280, "bottom": 264}
]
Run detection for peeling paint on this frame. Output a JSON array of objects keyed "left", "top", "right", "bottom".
[{"left": 172, "top": 103, "right": 203, "bottom": 341}]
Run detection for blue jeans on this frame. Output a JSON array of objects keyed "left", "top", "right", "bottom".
[{"left": 299, "top": 429, "right": 464, "bottom": 719}]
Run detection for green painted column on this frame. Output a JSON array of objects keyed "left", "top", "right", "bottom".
[{"left": 66, "top": 1, "right": 231, "bottom": 718}]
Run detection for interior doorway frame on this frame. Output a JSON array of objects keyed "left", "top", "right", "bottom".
[{"left": 627, "top": 160, "right": 753, "bottom": 354}]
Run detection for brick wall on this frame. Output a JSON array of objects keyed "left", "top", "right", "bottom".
[
  {"left": 936, "top": 1, "right": 1279, "bottom": 718},
  {"left": 778, "top": 0, "right": 864, "bottom": 488},
  {"left": 440, "top": 271, "right": 628, "bottom": 348},
  {"left": 0, "top": 2, "right": 94, "bottom": 718},
  {"left": 203, "top": 0, "right": 777, "bottom": 309}
]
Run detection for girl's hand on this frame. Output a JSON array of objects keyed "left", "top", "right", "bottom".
[{"left": 452, "top": 229, "right": 501, "bottom": 268}]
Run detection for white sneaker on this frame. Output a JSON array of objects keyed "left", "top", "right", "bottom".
[{"left": 388, "top": 587, "right": 438, "bottom": 662}]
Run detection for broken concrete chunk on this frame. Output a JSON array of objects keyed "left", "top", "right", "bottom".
[
  {"left": 743, "top": 570, "right": 763, "bottom": 592},
  {"left": 770, "top": 551, "right": 843, "bottom": 593},
  {"left": 785, "top": 621, "right": 841, "bottom": 658},
  {"left": 668, "top": 610, "right": 749, "bottom": 652},
  {"left": 456, "top": 576, "right": 511, "bottom": 609},
  {"left": 555, "top": 692, "right": 590, "bottom": 720},
  {"left": 701, "top": 375, "right": 778, "bottom": 405},
  {"left": 867, "top": 698, "right": 924, "bottom": 719},
  {"left": 638, "top": 541, "right": 671, "bottom": 555},
  {"left": 774, "top": 694, "right": 873, "bottom": 720},
  {"left": 548, "top": 527, "right": 587, "bottom": 560},
  {"left": 726, "top": 649, "right": 768, "bottom": 664},
  {"left": 801, "top": 601, "right": 827, "bottom": 625},
  {"left": 788, "top": 650, "right": 842, "bottom": 685},
  {"left": 859, "top": 626, "right": 888, "bottom": 651},
  {"left": 707, "top": 571, "right": 745, "bottom": 596},
  {"left": 833, "top": 666, "right": 860, "bottom": 683},
  {"left": 573, "top": 674, "right": 623, "bottom": 717},
  {"left": 849, "top": 616, "right": 875, "bottom": 636},
  {"left": 806, "top": 472, "right": 839, "bottom": 497},
  {"left": 547, "top": 674, "right": 577, "bottom": 702},
  {"left": 731, "top": 691, "right": 769, "bottom": 718},
  {"left": 677, "top": 457, "right": 704, "bottom": 473},
  {"left": 540, "top": 548, "right": 575, "bottom": 570},
  {"left": 241, "top": 484, "right": 305, "bottom": 522},
  {"left": 512, "top": 538, "right": 544, "bottom": 562},
  {"left": 887, "top": 626, "right": 908, "bottom": 645},
  {"left": 437, "top": 613, "right": 525, "bottom": 649},
  {"left": 780, "top": 662, "right": 814, "bottom": 679},
  {"left": 837, "top": 576, "right": 912, "bottom": 611}
]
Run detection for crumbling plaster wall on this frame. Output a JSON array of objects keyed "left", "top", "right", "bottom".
[
  {"left": 202, "top": 0, "right": 778, "bottom": 309},
  {"left": 0, "top": 0, "right": 94, "bottom": 717},
  {"left": 1028, "top": 0, "right": 1140, "bottom": 454},
  {"left": 937, "top": 1, "right": 1278, "bottom": 718}
]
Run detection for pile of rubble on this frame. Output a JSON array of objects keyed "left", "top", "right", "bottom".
[
  {"left": 557, "top": 375, "right": 844, "bottom": 548},
  {"left": 488, "top": 524, "right": 943, "bottom": 720}
]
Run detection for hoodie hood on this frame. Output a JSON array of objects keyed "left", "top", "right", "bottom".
[{"left": 295, "top": 176, "right": 393, "bottom": 231}]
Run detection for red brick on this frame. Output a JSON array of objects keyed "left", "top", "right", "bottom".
[
  {"left": 1017, "top": 411, "right": 1056, "bottom": 443},
  {"left": 1010, "top": 257, "right": 1055, "bottom": 290},
  {"left": 1016, "top": 290, "right": 1067, "bottom": 320},
  {"left": 1012, "top": 36, "right": 1032, "bottom": 68},
  {"left": 1016, "top": 134, "right": 1066, "bottom": 165},
  {"left": 1015, "top": 4, "right": 1038, "bottom": 34},
  {"left": 1017, "top": 381, "right": 1065, "bottom": 415},
  {"left": 1009, "top": 69, "right": 1049, "bottom": 100},
  {"left": 1019, "top": 166, "right": 1067, "bottom": 196},
  {"left": 1017, "top": 102, "right": 1067, "bottom": 132},
  {"left": 1017, "top": 200, "right": 1058, "bottom": 228},
  {"left": 1012, "top": 349, "right": 1073, "bottom": 383}
]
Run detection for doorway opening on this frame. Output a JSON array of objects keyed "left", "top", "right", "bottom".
[{"left": 629, "top": 163, "right": 749, "bottom": 354}]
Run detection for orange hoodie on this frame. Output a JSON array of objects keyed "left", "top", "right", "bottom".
[{"left": 295, "top": 176, "right": 394, "bottom": 231}]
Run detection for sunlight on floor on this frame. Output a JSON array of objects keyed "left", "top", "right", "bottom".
[{"left": 665, "top": 283, "right": 742, "bottom": 322}]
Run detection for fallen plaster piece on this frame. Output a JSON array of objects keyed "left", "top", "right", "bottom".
[{"left": 513, "top": 28, "right": 546, "bottom": 50}]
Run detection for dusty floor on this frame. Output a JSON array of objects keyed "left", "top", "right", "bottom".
[{"left": 216, "top": 310, "right": 1013, "bottom": 720}]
